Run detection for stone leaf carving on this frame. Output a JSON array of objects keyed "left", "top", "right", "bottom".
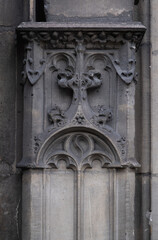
[
  {"left": 48, "top": 105, "right": 66, "bottom": 127},
  {"left": 91, "top": 105, "right": 113, "bottom": 128},
  {"left": 20, "top": 29, "right": 144, "bottom": 50},
  {"left": 72, "top": 112, "right": 86, "bottom": 125},
  {"left": 48, "top": 50, "right": 115, "bottom": 131}
]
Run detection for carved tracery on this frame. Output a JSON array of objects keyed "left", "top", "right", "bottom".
[
  {"left": 17, "top": 22, "right": 145, "bottom": 169},
  {"left": 37, "top": 132, "right": 121, "bottom": 169}
]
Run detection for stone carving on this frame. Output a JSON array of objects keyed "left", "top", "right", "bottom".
[
  {"left": 20, "top": 28, "right": 144, "bottom": 88},
  {"left": 22, "top": 45, "right": 46, "bottom": 85},
  {"left": 72, "top": 112, "right": 86, "bottom": 125},
  {"left": 37, "top": 132, "right": 121, "bottom": 169},
  {"left": 47, "top": 46, "right": 137, "bottom": 136},
  {"left": 81, "top": 70, "right": 102, "bottom": 99},
  {"left": 18, "top": 23, "right": 145, "bottom": 169},
  {"left": 117, "top": 136, "right": 126, "bottom": 156},
  {"left": 20, "top": 29, "right": 144, "bottom": 50},
  {"left": 122, "top": 158, "right": 141, "bottom": 168},
  {"left": 48, "top": 105, "right": 66, "bottom": 127},
  {"left": 113, "top": 58, "right": 136, "bottom": 84},
  {"left": 91, "top": 105, "right": 112, "bottom": 128},
  {"left": 34, "top": 135, "right": 42, "bottom": 154},
  {"left": 48, "top": 48, "right": 106, "bottom": 129}
]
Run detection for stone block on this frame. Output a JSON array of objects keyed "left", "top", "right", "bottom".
[
  {"left": 0, "top": 174, "right": 22, "bottom": 240},
  {"left": 0, "top": 30, "right": 17, "bottom": 167},
  {"left": 44, "top": 0, "right": 133, "bottom": 21},
  {"left": 0, "top": 0, "right": 23, "bottom": 26},
  {"left": 22, "top": 168, "right": 135, "bottom": 240},
  {"left": 135, "top": 174, "right": 150, "bottom": 240}
]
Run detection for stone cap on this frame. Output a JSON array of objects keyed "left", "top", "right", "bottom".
[
  {"left": 18, "top": 21, "right": 146, "bottom": 32},
  {"left": 17, "top": 21, "right": 146, "bottom": 50}
]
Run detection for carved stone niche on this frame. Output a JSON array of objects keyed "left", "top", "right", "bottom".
[{"left": 17, "top": 22, "right": 145, "bottom": 240}]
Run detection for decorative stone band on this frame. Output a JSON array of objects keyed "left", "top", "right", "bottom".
[
  {"left": 17, "top": 22, "right": 145, "bottom": 50},
  {"left": 18, "top": 128, "right": 140, "bottom": 169},
  {"left": 18, "top": 22, "right": 145, "bottom": 86}
]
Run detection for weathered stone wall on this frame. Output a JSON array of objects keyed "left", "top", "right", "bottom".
[
  {"left": 0, "top": 0, "right": 28, "bottom": 239},
  {"left": 45, "top": 0, "right": 133, "bottom": 21}
]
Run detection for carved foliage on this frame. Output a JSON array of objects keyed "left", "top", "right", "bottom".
[
  {"left": 47, "top": 48, "right": 137, "bottom": 134},
  {"left": 20, "top": 30, "right": 143, "bottom": 50},
  {"left": 48, "top": 105, "right": 66, "bottom": 127},
  {"left": 19, "top": 26, "right": 143, "bottom": 169},
  {"left": 91, "top": 105, "right": 113, "bottom": 128},
  {"left": 48, "top": 51, "right": 115, "bottom": 131}
]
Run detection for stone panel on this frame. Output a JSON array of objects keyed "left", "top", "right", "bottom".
[
  {"left": 22, "top": 168, "right": 135, "bottom": 240},
  {"left": 44, "top": 0, "right": 133, "bottom": 21},
  {"left": 0, "top": 0, "right": 23, "bottom": 26}
]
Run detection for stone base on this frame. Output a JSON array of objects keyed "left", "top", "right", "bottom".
[{"left": 22, "top": 167, "right": 135, "bottom": 240}]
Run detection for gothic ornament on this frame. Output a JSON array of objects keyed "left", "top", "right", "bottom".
[
  {"left": 48, "top": 105, "right": 66, "bottom": 127},
  {"left": 22, "top": 45, "right": 46, "bottom": 85},
  {"left": 17, "top": 22, "right": 145, "bottom": 169}
]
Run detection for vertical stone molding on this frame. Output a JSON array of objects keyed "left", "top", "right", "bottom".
[{"left": 151, "top": 1, "right": 158, "bottom": 239}]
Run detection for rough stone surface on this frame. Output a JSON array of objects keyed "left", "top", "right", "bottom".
[
  {"left": 44, "top": 0, "right": 133, "bottom": 22},
  {"left": 135, "top": 174, "right": 151, "bottom": 240},
  {"left": 0, "top": 0, "right": 23, "bottom": 26},
  {"left": 0, "top": 174, "right": 22, "bottom": 240},
  {"left": 0, "top": 0, "right": 25, "bottom": 239}
]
